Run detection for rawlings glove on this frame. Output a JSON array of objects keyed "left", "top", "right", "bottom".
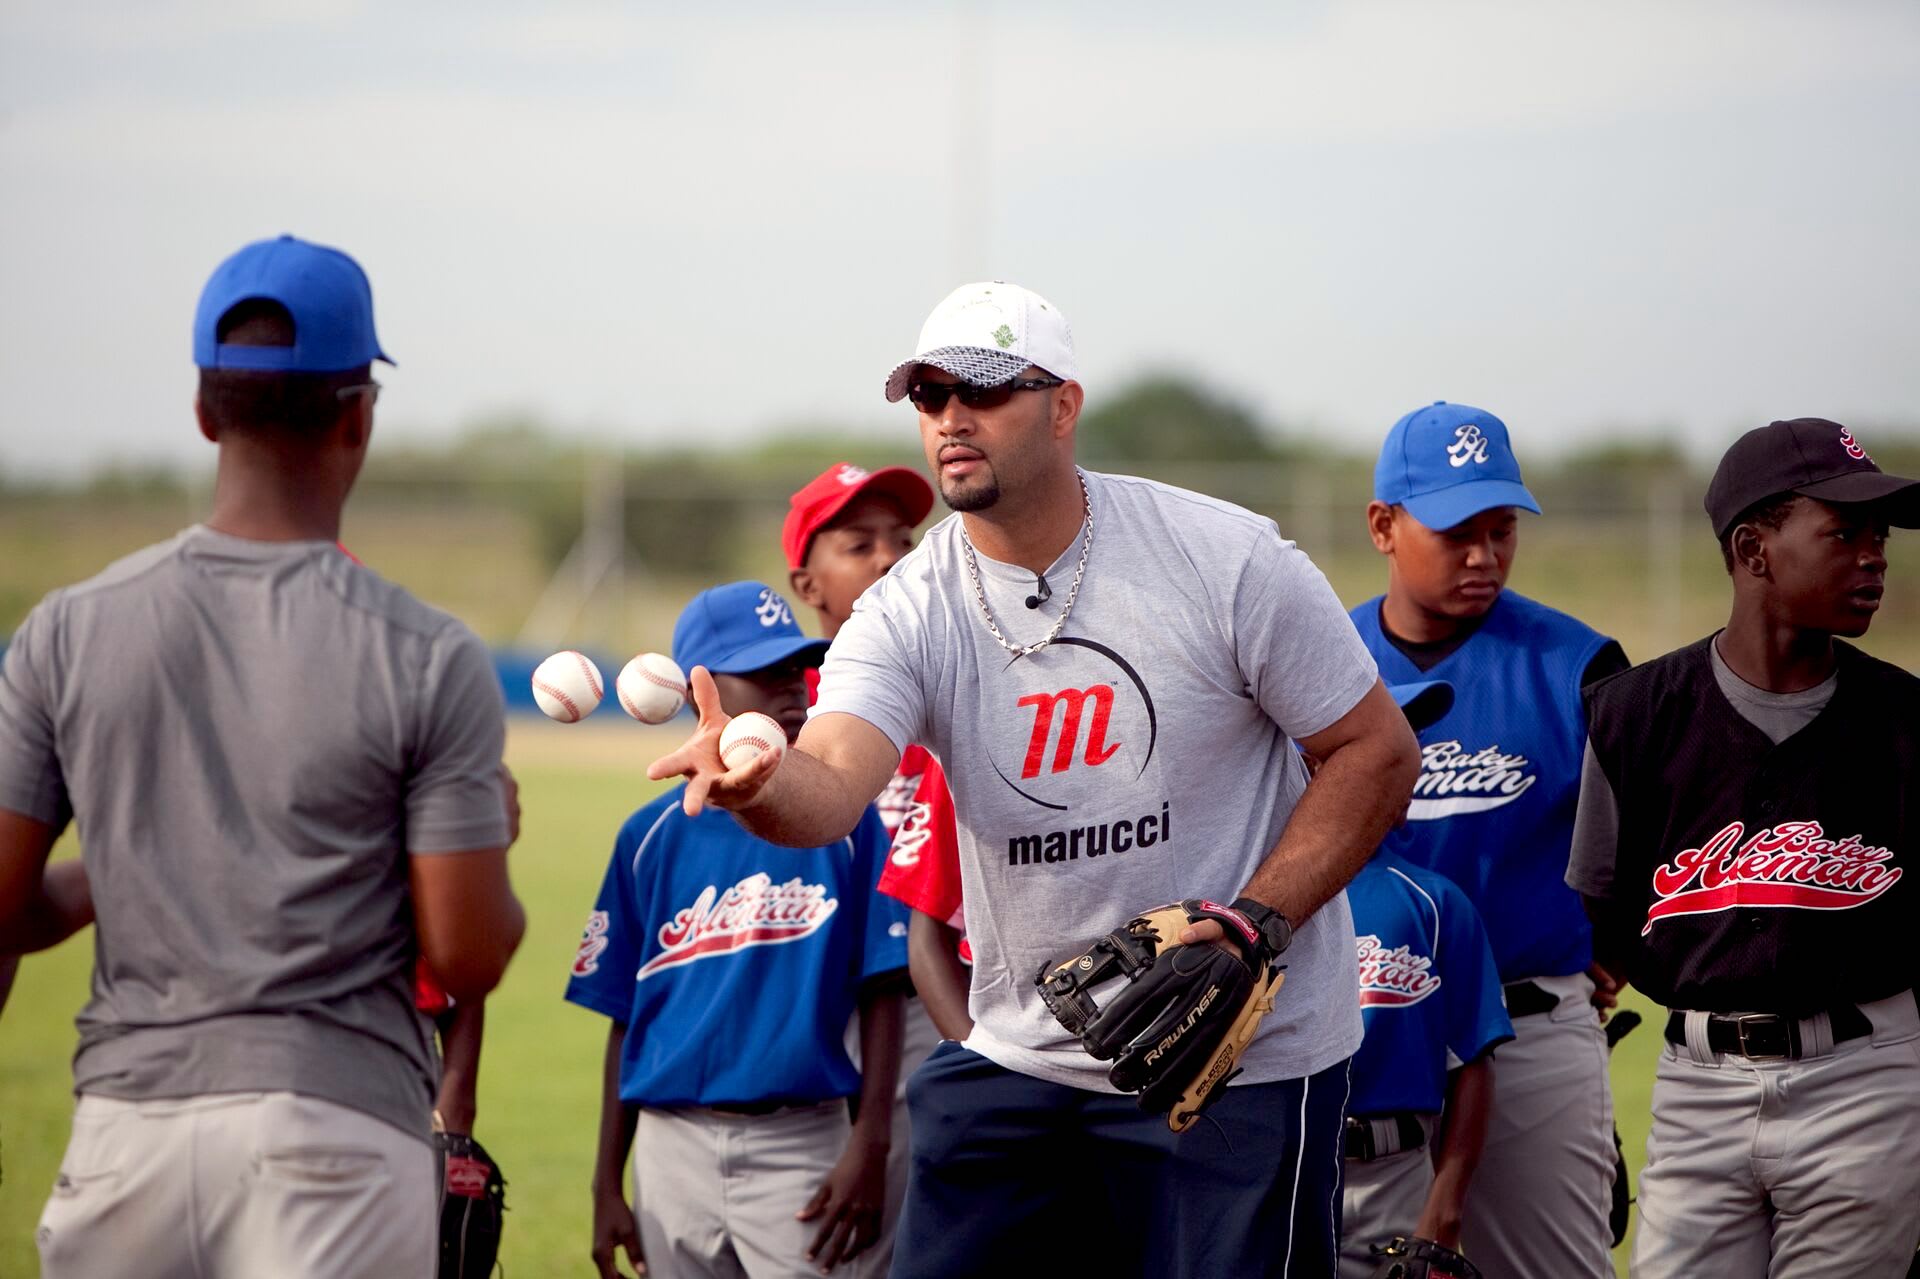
[
  {"left": 437, "top": 1132, "right": 507, "bottom": 1279},
  {"left": 1035, "top": 898, "right": 1289, "bottom": 1132},
  {"left": 1369, "top": 1236, "right": 1483, "bottom": 1279}
]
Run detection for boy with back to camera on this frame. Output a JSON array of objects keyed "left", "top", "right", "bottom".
[
  {"left": 571, "top": 581, "right": 907, "bottom": 1279},
  {"left": 2, "top": 235, "right": 524, "bottom": 1279},
  {"left": 1351, "top": 401, "right": 1626, "bottom": 1278}
]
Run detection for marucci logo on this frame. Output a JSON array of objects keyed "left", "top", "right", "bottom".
[
  {"left": 1018, "top": 685, "right": 1121, "bottom": 778},
  {"left": 1008, "top": 802, "right": 1171, "bottom": 866},
  {"left": 990, "top": 637, "right": 1157, "bottom": 812},
  {"left": 1643, "top": 819, "right": 1902, "bottom": 935},
  {"left": 1407, "top": 741, "right": 1537, "bottom": 819}
]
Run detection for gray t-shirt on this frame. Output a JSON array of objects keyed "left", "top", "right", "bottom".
[
  {"left": 0, "top": 526, "right": 509, "bottom": 1137},
  {"left": 814, "top": 469, "right": 1378, "bottom": 1090},
  {"left": 1566, "top": 634, "right": 1836, "bottom": 897}
]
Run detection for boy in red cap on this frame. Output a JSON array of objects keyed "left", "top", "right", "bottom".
[{"left": 782, "top": 462, "right": 945, "bottom": 1278}]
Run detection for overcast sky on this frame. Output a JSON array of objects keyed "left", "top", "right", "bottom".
[{"left": 2, "top": 1, "right": 1916, "bottom": 476}]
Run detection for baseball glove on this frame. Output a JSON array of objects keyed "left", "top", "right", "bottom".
[
  {"left": 1035, "top": 898, "right": 1287, "bottom": 1132},
  {"left": 1369, "top": 1236, "right": 1483, "bottom": 1279},
  {"left": 437, "top": 1132, "right": 507, "bottom": 1279}
]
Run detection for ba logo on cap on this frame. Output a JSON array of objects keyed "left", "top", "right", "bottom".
[
  {"left": 1839, "top": 426, "right": 1870, "bottom": 462},
  {"left": 1446, "top": 424, "right": 1491, "bottom": 469},
  {"left": 755, "top": 588, "right": 793, "bottom": 629},
  {"left": 835, "top": 464, "right": 870, "bottom": 487}
]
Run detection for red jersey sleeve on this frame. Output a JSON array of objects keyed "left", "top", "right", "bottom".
[{"left": 877, "top": 757, "right": 963, "bottom": 926}]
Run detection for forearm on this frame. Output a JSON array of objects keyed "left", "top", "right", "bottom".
[
  {"left": 908, "top": 914, "right": 973, "bottom": 1041},
  {"left": 732, "top": 746, "right": 873, "bottom": 848},
  {"left": 1241, "top": 734, "right": 1418, "bottom": 924},
  {"left": 592, "top": 1023, "right": 640, "bottom": 1196},
  {"left": 851, "top": 988, "right": 903, "bottom": 1146},
  {"left": 435, "top": 1000, "right": 486, "bottom": 1133},
  {"left": 1416, "top": 1058, "right": 1494, "bottom": 1247},
  {"left": 3, "top": 860, "right": 93, "bottom": 954}
]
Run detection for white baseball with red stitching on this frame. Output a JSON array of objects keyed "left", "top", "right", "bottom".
[
  {"left": 616, "top": 652, "right": 688, "bottom": 724},
  {"left": 718, "top": 711, "right": 787, "bottom": 770},
  {"left": 531, "top": 650, "right": 605, "bottom": 723}
]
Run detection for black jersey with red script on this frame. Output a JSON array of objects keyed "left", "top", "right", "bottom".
[{"left": 1572, "top": 637, "right": 1916, "bottom": 1014}]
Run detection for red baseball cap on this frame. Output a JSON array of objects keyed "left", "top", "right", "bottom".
[{"left": 782, "top": 463, "right": 935, "bottom": 570}]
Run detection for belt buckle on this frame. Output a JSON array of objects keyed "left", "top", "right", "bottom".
[{"left": 1733, "top": 1013, "right": 1793, "bottom": 1061}]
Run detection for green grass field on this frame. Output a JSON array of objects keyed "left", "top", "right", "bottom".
[{"left": 0, "top": 721, "right": 1668, "bottom": 1277}]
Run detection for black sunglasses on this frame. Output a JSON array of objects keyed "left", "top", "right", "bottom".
[{"left": 907, "top": 375, "right": 1063, "bottom": 414}]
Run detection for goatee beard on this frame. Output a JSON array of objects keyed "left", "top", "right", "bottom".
[{"left": 942, "top": 475, "right": 1001, "bottom": 512}]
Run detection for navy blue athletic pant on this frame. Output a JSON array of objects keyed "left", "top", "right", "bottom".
[{"left": 889, "top": 1041, "right": 1350, "bottom": 1278}]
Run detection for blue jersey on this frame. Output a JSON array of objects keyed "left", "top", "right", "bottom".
[
  {"left": 1347, "top": 852, "right": 1513, "bottom": 1117},
  {"left": 1352, "top": 591, "right": 1610, "bottom": 981},
  {"left": 564, "top": 789, "right": 908, "bottom": 1107}
]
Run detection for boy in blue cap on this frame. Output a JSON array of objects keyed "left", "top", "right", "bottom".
[
  {"left": 6, "top": 235, "right": 524, "bottom": 1279},
  {"left": 1339, "top": 680, "right": 1512, "bottom": 1278},
  {"left": 1350, "top": 403, "right": 1627, "bottom": 1278},
  {"left": 571, "top": 582, "right": 908, "bottom": 1279}
]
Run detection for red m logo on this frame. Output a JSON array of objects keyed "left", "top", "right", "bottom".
[{"left": 1018, "top": 685, "right": 1122, "bottom": 779}]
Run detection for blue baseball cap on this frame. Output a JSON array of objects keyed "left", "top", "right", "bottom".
[
  {"left": 1374, "top": 402, "right": 1540, "bottom": 531},
  {"left": 673, "top": 582, "right": 831, "bottom": 676},
  {"left": 1386, "top": 680, "right": 1455, "bottom": 733},
  {"left": 193, "top": 235, "right": 393, "bottom": 373}
]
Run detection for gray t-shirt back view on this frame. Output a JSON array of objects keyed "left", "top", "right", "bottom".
[
  {"left": 815, "top": 469, "right": 1378, "bottom": 1091},
  {"left": 0, "top": 526, "right": 509, "bottom": 1137}
]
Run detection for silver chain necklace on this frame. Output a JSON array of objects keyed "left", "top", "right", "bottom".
[{"left": 959, "top": 470, "right": 1093, "bottom": 658}]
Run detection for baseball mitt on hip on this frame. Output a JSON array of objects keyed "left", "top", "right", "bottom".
[
  {"left": 437, "top": 1132, "right": 507, "bottom": 1279},
  {"left": 1035, "top": 898, "right": 1288, "bottom": 1132},
  {"left": 1369, "top": 1236, "right": 1482, "bottom": 1279}
]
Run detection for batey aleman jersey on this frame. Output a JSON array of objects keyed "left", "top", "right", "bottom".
[
  {"left": 1571, "top": 638, "right": 1918, "bottom": 1014},
  {"left": 1352, "top": 591, "right": 1611, "bottom": 982},
  {"left": 565, "top": 788, "right": 907, "bottom": 1107},
  {"left": 1347, "top": 852, "right": 1513, "bottom": 1118}
]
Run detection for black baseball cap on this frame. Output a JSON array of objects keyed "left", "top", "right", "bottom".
[{"left": 1705, "top": 418, "right": 1920, "bottom": 540}]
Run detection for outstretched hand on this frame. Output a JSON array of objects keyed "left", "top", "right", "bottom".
[{"left": 644, "top": 666, "right": 782, "bottom": 817}]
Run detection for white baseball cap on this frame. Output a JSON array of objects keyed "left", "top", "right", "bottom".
[{"left": 882, "top": 281, "right": 1078, "bottom": 403}]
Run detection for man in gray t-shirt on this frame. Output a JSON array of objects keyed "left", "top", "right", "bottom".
[
  {"left": 651, "top": 282, "right": 1420, "bottom": 1278},
  {"left": 0, "top": 236, "right": 526, "bottom": 1279}
]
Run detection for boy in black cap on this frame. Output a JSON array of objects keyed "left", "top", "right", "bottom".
[{"left": 1568, "top": 418, "right": 1920, "bottom": 1278}]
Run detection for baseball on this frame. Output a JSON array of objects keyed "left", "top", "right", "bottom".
[
  {"left": 531, "top": 650, "right": 604, "bottom": 723},
  {"left": 616, "top": 652, "right": 688, "bottom": 724},
  {"left": 718, "top": 711, "right": 787, "bottom": 771}
]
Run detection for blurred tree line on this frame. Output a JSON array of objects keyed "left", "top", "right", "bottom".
[{"left": 3, "top": 373, "right": 1916, "bottom": 599}]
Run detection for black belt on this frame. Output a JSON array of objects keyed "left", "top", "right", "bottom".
[
  {"left": 1344, "top": 1113, "right": 1426, "bottom": 1162},
  {"left": 1662, "top": 1005, "right": 1871, "bottom": 1061},
  {"left": 708, "top": 1098, "right": 821, "bottom": 1116},
  {"left": 1504, "top": 980, "right": 1559, "bottom": 1019}
]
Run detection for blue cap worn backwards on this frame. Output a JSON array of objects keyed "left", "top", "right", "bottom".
[
  {"left": 673, "top": 582, "right": 831, "bottom": 677},
  {"left": 193, "top": 235, "right": 393, "bottom": 374},
  {"left": 1374, "top": 401, "right": 1540, "bottom": 531}
]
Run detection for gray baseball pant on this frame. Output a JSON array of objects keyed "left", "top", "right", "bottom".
[
  {"left": 634, "top": 1100, "right": 854, "bottom": 1279},
  {"left": 1459, "top": 971, "right": 1616, "bottom": 1279},
  {"left": 1632, "top": 990, "right": 1920, "bottom": 1279},
  {"left": 38, "top": 1091, "right": 434, "bottom": 1279},
  {"left": 1339, "top": 1115, "right": 1439, "bottom": 1279}
]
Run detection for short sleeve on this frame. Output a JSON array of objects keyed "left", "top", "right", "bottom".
[
  {"left": 1565, "top": 738, "right": 1623, "bottom": 898},
  {"left": 811, "top": 584, "right": 929, "bottom": 758},
  {"left": 0, "top": 596, "right": 73, "bottom": 831},
  {"left": 1441, "top": 890, "right": 1514, "bottom": 1067},
  {"left": 406, "top": 623, "right": 510, "bottom": 855},
  {"left": 1232, "top": 526, "right": 1379, "bottom": 741},
  {"left": 850, "top": 807, "right": 909, "bottom": 985},
  {"left": 877, "top": 761, "right": 964, "bottom": 924},
  {"left": 564, "top": 815, "right": 653, "bottom": 1023}
]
